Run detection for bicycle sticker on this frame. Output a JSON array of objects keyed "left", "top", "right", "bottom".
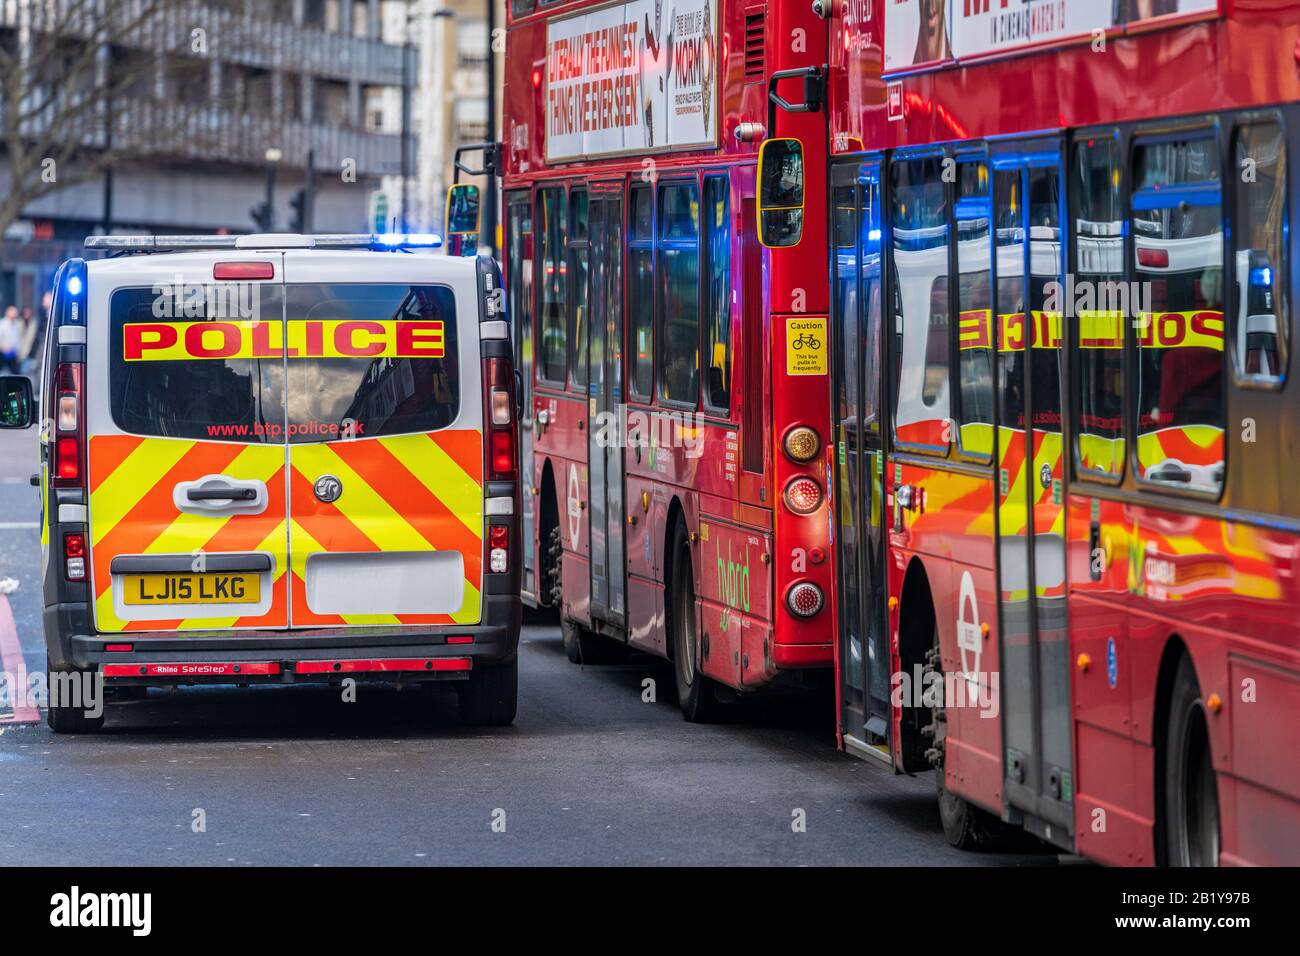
[{"left": 786, "top": 316, "right": 827, "bottom": 376}]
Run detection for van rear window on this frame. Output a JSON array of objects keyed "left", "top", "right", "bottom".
[{"left": 109, "top": 283, "right": 461, "bottom": 443}]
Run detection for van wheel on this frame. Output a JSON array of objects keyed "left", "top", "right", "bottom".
[
  {"left": 1162, "top": 655, "right": 1220, "bottom": 866},
  {"left": 561, "top": 618, "right": 628, "bottom": 664},
  {"left": 921, "top": 634, "right": 1009, "bottom": 850},
  {"left": 458, "top": 656, "right": 518, "bottom": 727},
  {"left": 668, "top": 523, "right": 721, "bottom": 723},
  {"left": 45, "top": 660, "right": 105, "bottom": 735}
]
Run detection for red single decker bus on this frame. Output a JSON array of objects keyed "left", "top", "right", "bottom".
[
  {"left": 501, "top": 0, "right": 836, "bottom": 719},
  {"left": 825, "top": 0, "right": 1300, "bottom": 864}
]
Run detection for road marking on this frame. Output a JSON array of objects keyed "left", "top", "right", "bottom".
[
  {"left": 0, "top": 594, "right": 40, "bottom": 724},
  {"left": 0, "top": 522, "right": 39, "bottom": 530}
]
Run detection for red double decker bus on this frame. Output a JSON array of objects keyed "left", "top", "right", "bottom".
[
  {"left": 824, "top": 0, "right": 1300, "bottom": 864},
  {"left": 500, "top": 0, "right": 836, "bottom": 719}
]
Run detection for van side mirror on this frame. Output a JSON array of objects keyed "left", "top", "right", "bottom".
[
  {"left": 446, "top": 184, "right": 481, "bottom": 257},
  {"left": 757, "top": 138, "right": 805, "bottom": 248},
  {"left": 0, "top": 376, "right": 34, "bottom": 429}
]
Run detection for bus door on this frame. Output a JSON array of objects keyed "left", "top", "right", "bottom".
[
  {"left": 832, "top": 159, "right": 890, "bottom": 759},
  {"left": 990, "top": 145, "right": 1073, "bottom": 840},
  {"left": 587, "top": 187, "right": 626, "bottom": 627},
  {"left": 506, "top": 192, "right": 537, "bottom": 600}
]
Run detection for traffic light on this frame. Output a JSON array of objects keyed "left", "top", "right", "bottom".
[
  {"left": 249, "top": 201, "right": 272, "bottom": 232},
  {"left": 288, "top": 189, "right": 306, "bottom": 233}
]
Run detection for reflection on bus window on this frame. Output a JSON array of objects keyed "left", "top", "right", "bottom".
[
  {"left": 1072, "top": 135, "right": 1125, "bottom": 476},
  {"left": 891, "top": 157, "right": 950, "bottom": 450},
  {"left": 630, "top": 185, "right": 654, "bottom": 397},
  {"left": 1232, "top": 123, "right": 1287, "bottom": 383},
  {"left": 956, "top": 160, "right": 993, "bottom": 458},
  {"left": 704, "top": 177, "right": 732, "bottom": 412},
  {"left": 568, "top": 190, "right": 590, "bottom": 390},
  {"left": 658, "top": 182, "right": 700, "bottom": 406},
  {"left": 1132, "top": 138, "right": 1225, "bottom": 494},
  {"left": 538, "top": 188, "right": 567, "bottom": 383},
  {"left": 1028, "top": 165, "right": 1063, "bottom": 444}
]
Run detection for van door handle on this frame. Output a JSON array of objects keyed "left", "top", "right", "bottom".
[{"left": 187, "top": 485, "right": 256, "bottom": 501}]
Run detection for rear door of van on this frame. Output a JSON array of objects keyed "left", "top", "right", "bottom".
[
  {"left": 85, "top": 253, "right": 290, "bottom": 632},
  {"left": 279, "top": 252, "right": 484, "bottom": 628}
]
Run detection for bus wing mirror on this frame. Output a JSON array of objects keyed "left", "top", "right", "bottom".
[
  {"left": 0, "top": 376, "right": 35, "bottom": 429},
  {"left": 757, "top": 138, "right": 805, "bottom": 248},
  {"left": 445, "top": 183, "right": 481, "bottom": 257}
]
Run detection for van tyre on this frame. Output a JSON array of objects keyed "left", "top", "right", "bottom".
[
  {"left": 458, "top": 656, "right": 518, "bottom": 727},
  {"left": 1162, "top": 655, "right": 1220, "bottom": 866},
  {"left": 562, "top": 618, "right": 628, "bottom": 665},
  {"left": 668, "top": 523, "right": 722, "bottom": 723},
  {"left": 920, "top": 634, "right": 1011, "bottom": 850},
  {"left": 45, "top": 659, "right": 105, "bottom": 735}
]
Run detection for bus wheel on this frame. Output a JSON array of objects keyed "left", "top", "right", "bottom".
[
  {"left": 46, "top": 659, "right": 106, "bottom": 735},
  {"left": 668, "top": 523, "right": 721, "bottom": 723},
  {"left": 1163, "top": 655, "right": 1220, "bottom": 866},
  {"left": 922, "top": 636, "right": 1006, "bottom": 850},
  {"left": 561, "top": 618, "right": 628, "bottom": 664},
  {"left": 458, "top": 655, "right": 519, "bottom": 727},
  {"left": 543, "top": 525, "right": 563, "bottom": 608}
]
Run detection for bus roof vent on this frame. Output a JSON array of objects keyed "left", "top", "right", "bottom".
[{"left": 744, "top": 9, "right": 765, "bottom": 81}]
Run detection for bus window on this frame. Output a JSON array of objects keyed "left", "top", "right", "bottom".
[
  {"left": 1132, "top": 137, "right": 1225, "bottom": 494},
  {"left": 1072, "top": 135, "right": 1126, "bottom": 477},
  {"left": 1028, "top": 165, "right": 1063, "bottom": 452},
  {"left": 569, "top": 189, "right": 590, "bottom": 390},
  {"left": 890, "top": 157, "right": 951, "bottom": 450},
  {"left": 658, "top": 181, "right": 700, "bottom": 407},
  {"left": 629, "top": 184, "right": 654, "bottom": 399},
  {"left": 955, "top": 160, "right": 993, "bottom": 459},
  {"left": 537, "top": 187, "right": 567, "bottom": 384},
  {"left": 703, "top": 176, "right": 732, "bottom": 414},
  {"left": 1232, "top": 122, "right": 1287, "bottom": 384}
]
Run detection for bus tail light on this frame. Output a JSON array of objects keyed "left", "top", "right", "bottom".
[
  {"left": 783, "top": 426, "right": 821, "bottom": 462},
  {"left": 783, "top": 476, "right": 823, "bottom": 515},
  {"left": 786, "top": 582, "right": 824, "bottom": 618},
  {"left": 1137, "top": 247, "right": 1169, "bottom": 268},
  {"left": 52, "top": 362, "right": 85, "bottom": 487},
  {"left": 489, "top": 524, "right": 509, "bottom": 573}
]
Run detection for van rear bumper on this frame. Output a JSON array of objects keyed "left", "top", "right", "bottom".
[{"left": 45, "top": 591, "right": 521, "bottom": 678}]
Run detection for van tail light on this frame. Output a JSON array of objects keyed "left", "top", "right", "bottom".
[
  {"left": 52, "top": 362, "right": 85, "bottom": 487},
  {"left": 484, "top": 356, "right": 518, "bottom": 482},
  {"left": 488, "top": 524, "right": 509, "bottom": 573},
  {"left": 64, "top": 532, "right": 86, "bottom": 581},
  {"left": 213, "top": 261, "right": 274, "bottom": 280}
]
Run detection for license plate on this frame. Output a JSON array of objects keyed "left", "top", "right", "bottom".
[{"left": 121, "top": 572, "right": 261, "bottom": 606}]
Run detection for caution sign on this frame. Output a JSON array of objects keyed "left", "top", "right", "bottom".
[{"left": 786, "top": 317, "right": 827, "bottom": 376}]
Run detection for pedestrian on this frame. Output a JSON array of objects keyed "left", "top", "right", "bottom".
[
  {"left": 18, "top": 307, "right": 40, "bottom": 376},
  {"left": 0, "top": 305, "right": 21, "bottom": 374}
]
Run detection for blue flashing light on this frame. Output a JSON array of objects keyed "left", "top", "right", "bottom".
[
  {"left": 66, "top": 275, "right": 83, "bottom": 296},
  {"left": 867, "top": 228, "right": 882, "bottom": 243},
  {"left": 372, "top": 233, "right": 442, "bottom": 249},
  {"left": 1250, "top": 266, "right": 1273, "bottom": 288}
]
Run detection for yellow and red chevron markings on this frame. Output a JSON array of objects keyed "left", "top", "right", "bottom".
[{"left": 87, "top": 429, "right": 482, "bottom": 632}]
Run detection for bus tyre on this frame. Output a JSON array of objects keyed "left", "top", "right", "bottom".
[
  {"left": 921, "top": 638, "right": 1008, "bottom": 850},
  {"left": 668, "top": 523, "right": 722, "bottom": 723},
  {"left": 543, "top": 525, "right": 563, "bottom": 608},
  {"left": 45, "top": 659, "right": 106, "bottom": 735},
  {"left": 1162, "top": 655, "right": 1220, "bottom": 866},
  {"left": 561, "top": 618, "right": 628, "bottom": 665},
  {"left": 458, "top": 656, "right": 518, "bottom": 727}
]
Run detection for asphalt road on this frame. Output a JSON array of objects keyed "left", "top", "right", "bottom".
[{"left": 0, "top": 427, "right": 1053, "bottom": 866}]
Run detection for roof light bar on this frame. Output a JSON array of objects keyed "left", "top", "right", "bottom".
[{"left": 85, "top": 233, "right": 443, "bottom": 253}]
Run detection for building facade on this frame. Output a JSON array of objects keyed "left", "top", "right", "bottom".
[{"left": 0, "top": 0, "right": 414, "bottom": 310}]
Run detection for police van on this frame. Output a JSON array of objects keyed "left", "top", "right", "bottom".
[{"left": 0, "top": 234, "right": 521, "bottom": 732}]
